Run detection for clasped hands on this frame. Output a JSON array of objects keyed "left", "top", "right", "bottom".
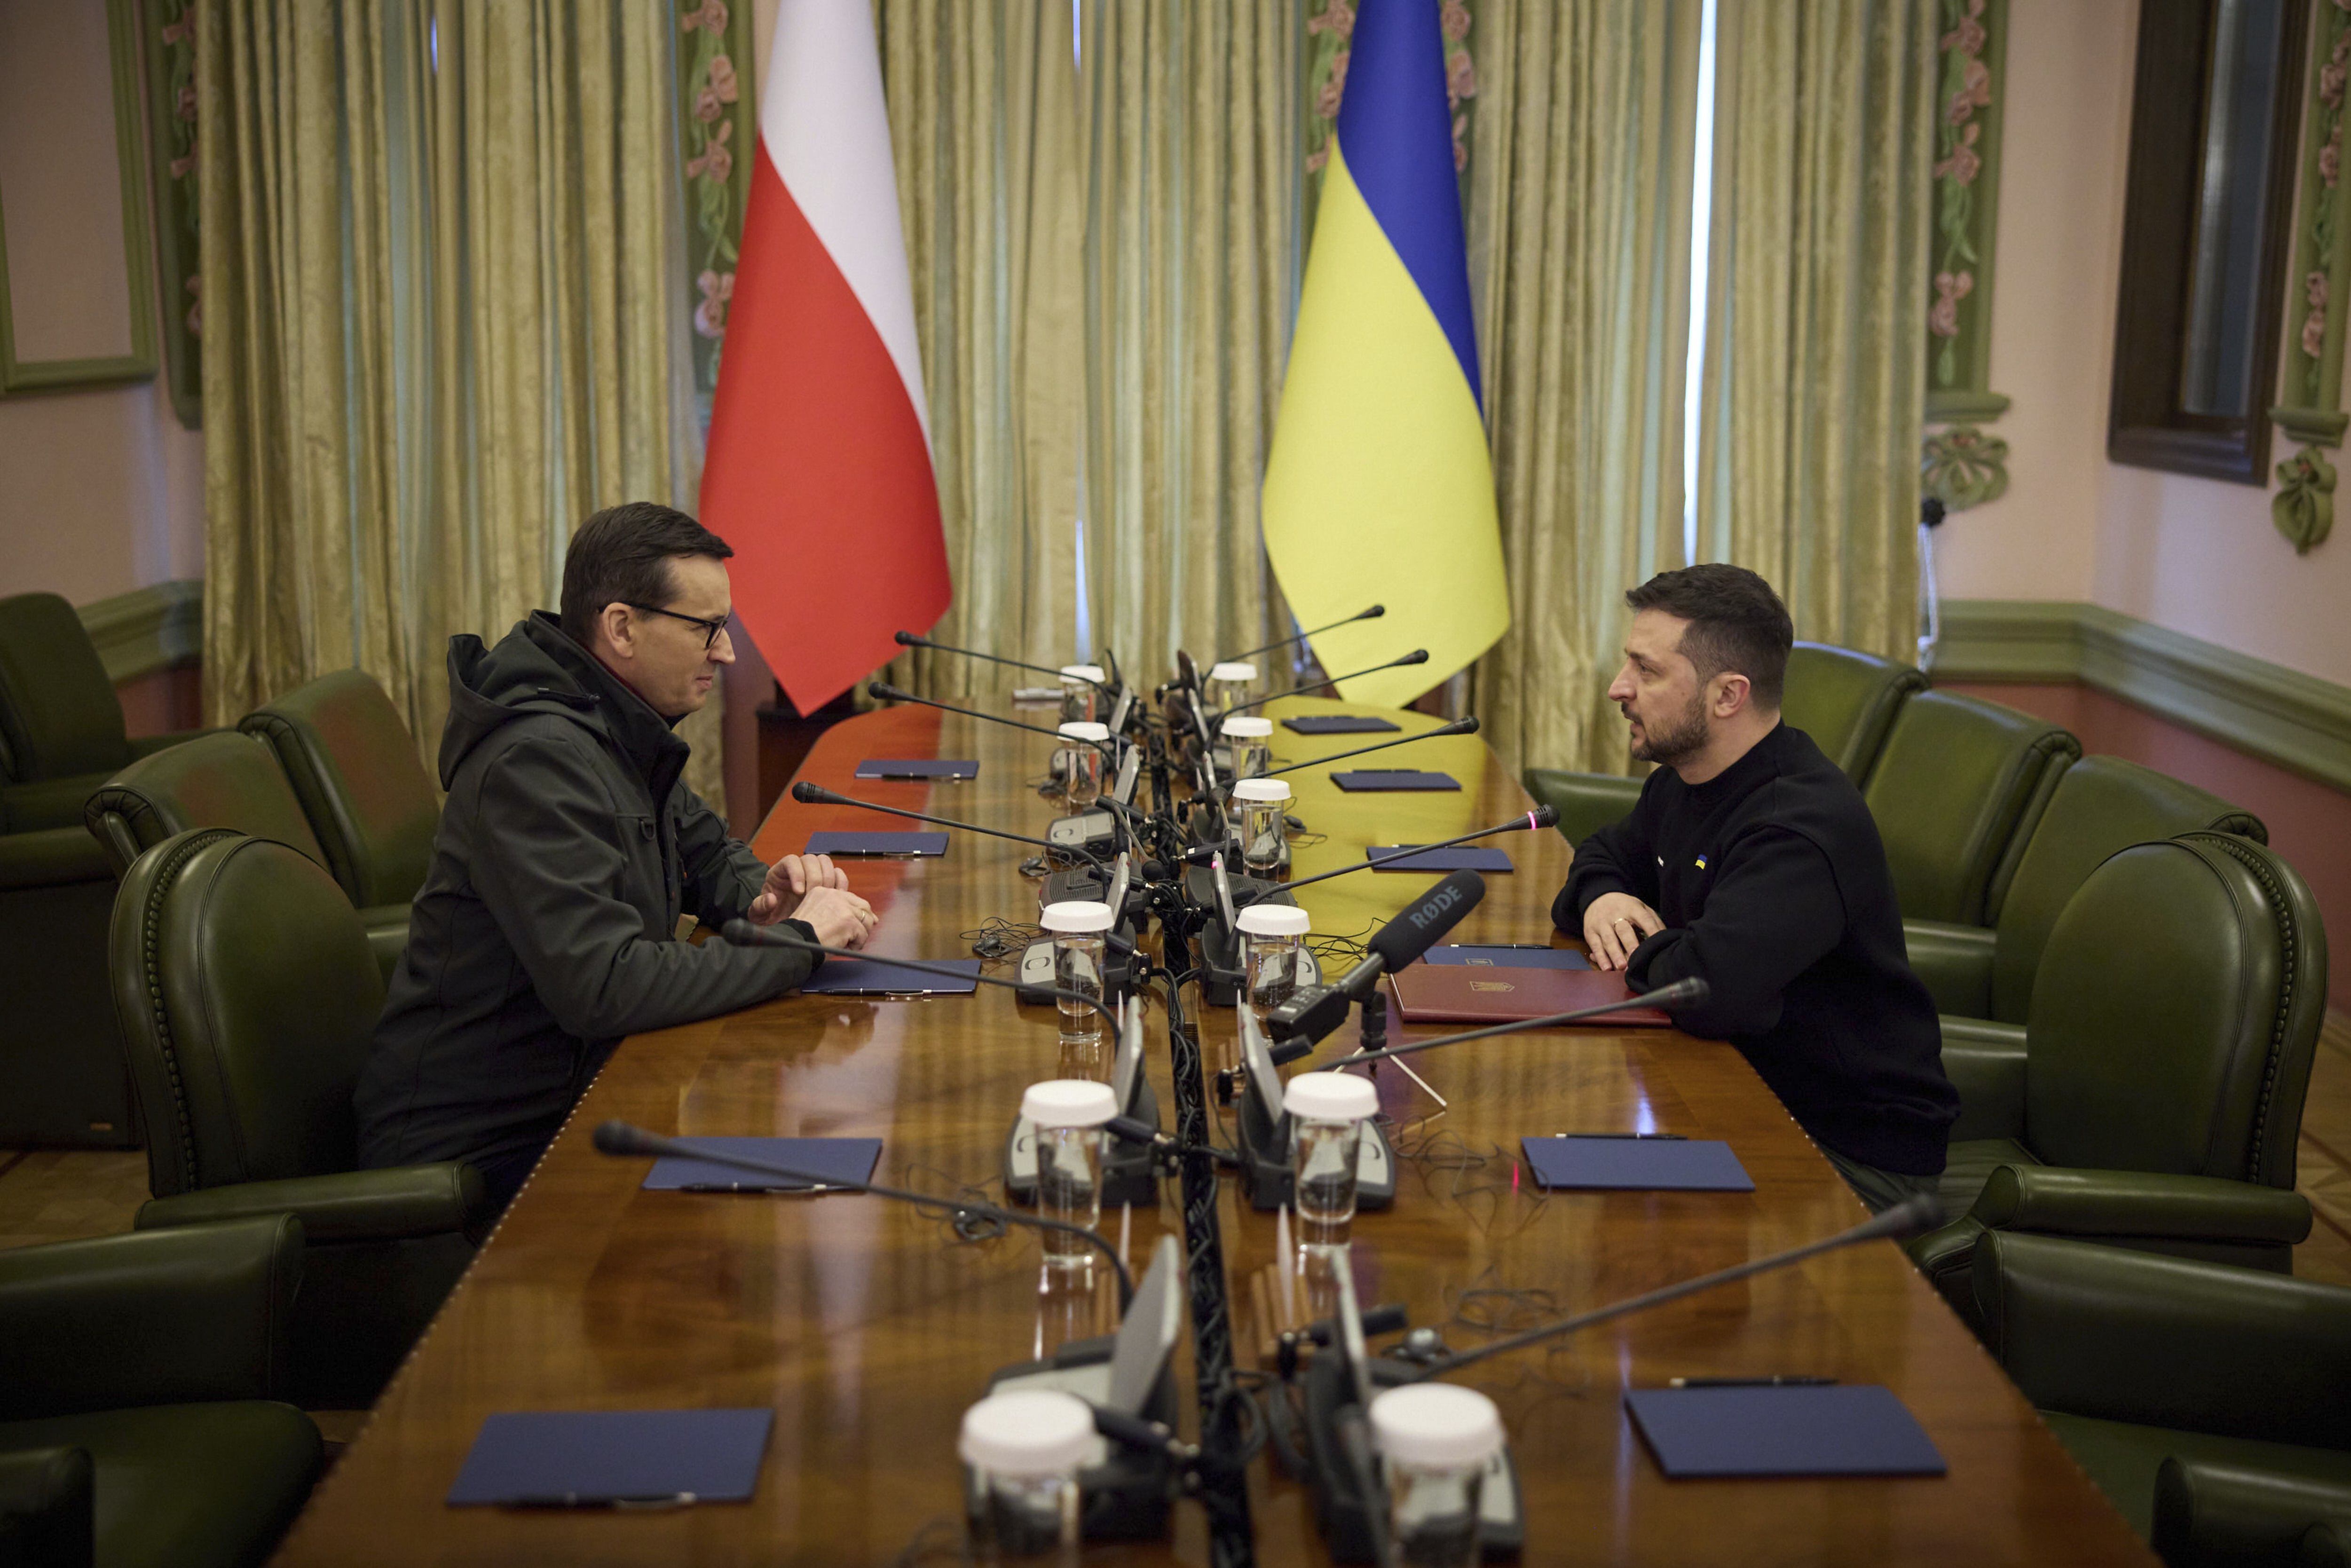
[
  {"left": 748, "top": 852, "right": 879, "bottom": 949},
  {"left": 1582, "top": 891, "right": 1665, "bottom": 971}
]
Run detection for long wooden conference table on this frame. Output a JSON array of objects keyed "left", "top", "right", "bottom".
[{"left": 272, "top": 698, "right": 2154, "bottom": 1565}]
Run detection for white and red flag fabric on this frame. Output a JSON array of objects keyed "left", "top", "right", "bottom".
[{"left": 700, "top": 0, "right": 949, "bottom": 712}]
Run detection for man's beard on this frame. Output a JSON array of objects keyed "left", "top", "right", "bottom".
[{"left": 1626, "top": 689, "right": 1710, "bottom": 766}]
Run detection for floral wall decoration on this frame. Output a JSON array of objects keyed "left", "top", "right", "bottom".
[
  {"left": 1304, "top": 0, "right": 1475, "bottom": 210},
  {"left": 1920, "top": 0, "right": 2011, "bottom": 513},
  {"left": 143, "top": 0, "right": 201, "bottom": 428},
  {"left": 674, "top": 0, "right": 758, "bottom": 436},
  {"left": 2271, "top": 0, "right": 2351, "bottom": 554}
]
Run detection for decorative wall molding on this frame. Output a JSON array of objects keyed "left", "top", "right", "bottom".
[
  {"left": 140, "top": 0, "right": 200, "bottom": 428},
  {"left": 78, "top": 579, "right": 201, "bottom": 684},
  {"left": 673, "top": 0, "right": 758, "bottom": 435},
  {"left": 2270, "top": 0, "right": 2351, "bottom": 552},
  {"left": 1930, "top": 598, "right": 2351, "bottom": 796},
  {"left": 1921, "top": 0, "right": 2012, "bottom": 512}
]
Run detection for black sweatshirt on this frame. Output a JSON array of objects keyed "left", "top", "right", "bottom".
[{"left": 1554, "top": 723, "right": 1957, "bottom": 1175}]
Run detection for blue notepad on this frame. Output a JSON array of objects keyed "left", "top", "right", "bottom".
[
  {"left": 447, "top": 1409, "right": 774, "bottom": 1505},
  {"left": 1624, "top": 1386, "right": 1946, "bottom": 1478},
  {"left": 1428, "top": 945, "right": 1591, "bottom": 969},
  {"left": 1367, "top": 845, "right": 1513, "bottom": 873},
  {"left": 854, "top": 758, "right": 979, "bottom": 780},
  {"left": 798, "top": 957, "right": 982, "bottom": 996},
  {"left": 643, "top": 1136, "right": 884, "bottom": 1192},
  {"left": 1331, "top": 770, "right": 1460, "bottom": 792},
  {"left": 1520, "top": 1136, "right": 1754, "bottom": 1192},
  {"left": 1283, "top": 715, "right": 1401, "bottom": 734},
  {"left": 805, "top": 830, "right": 949, "bottom": 857}
]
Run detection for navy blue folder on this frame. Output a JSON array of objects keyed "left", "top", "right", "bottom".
[
  {"left": 1283, "top": 715, "right": 1401, "bottom": 735},
  {"left": 1623, "top": 1386, "right": 1946, "bottom": 1479},
  {"left": 643, "top": 1136, "right": 884, "bottom": 1192},
  {"left": 804, "top": 831, "right": 949, "bottom": 857},
  {"left": 1330, "top": 769, "right": 1460, "bottom": 792},
  {"left": 1520, "top": 1136, "right": 1754, "bottom": 1192},
  {"left": 1427, "top": 944, "right": 1590, "bottom": 969},
  {"left": 447, "top": 1409, "right": 775, "bottom": 1505},
  {"left": 798, "top": 957, "right": 982, "bottom": 996},
  {"left": 1367, "top": 845, "right": 1513, "bottom": 873},
  {"left": 854, "top": 758, "right": 979, "bottom": 780}
]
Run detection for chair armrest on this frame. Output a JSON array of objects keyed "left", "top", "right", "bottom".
[
  {"left": 1520, "top": 769, "right": 1642, "bottom": 845},
  {"left": 2153, "top": 1458, "right": 2351, "bottom": 1568},
  {"left": 0, "top": 1448, "right": 93, "bottom": 1568},
  {"left": 1971, "top": 1230, "right": 2351, "bottom": 1446},
  {"left": 1941, "top": 1017, "right": 2028, "bottom": 1141},
  {"left": 1905, "top": 919, "right": 1996, "bottom": 1017},
  {"left": 0, "top": 1216, "right": 302, "bottom": 1419},
  {"left": 1972, "top": 1165, "right": 2312, "bottom": 1245},
  {"left": 126, "top": 727, "right": 226, "bottom": 760},
  {"left": 0, "top": 827, "right": 113, "bottom": 891},
  {"left": 135, "top": 1162, "right": 489, "bottom": 1245}
]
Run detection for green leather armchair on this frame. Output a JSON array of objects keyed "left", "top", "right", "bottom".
[
  {"left": 110, "top": 829, "right": 491, "bottom": 1409},
  {"left": 1972, "top": 1231, "right": 2351, "bottom": 1558},
  {"left": 84, "top": 731, "right": 410, "bottom": 980},
  {"left": 1521, "top": 641, "right": 1928, "bottom": 845},
  {"left": 239, "top": 669, "right": 436, "bottom": 918},
  {"left": 1907, "top": 757, "right": 2266, "bottom": 1021},
  {"left": 0, "top": 593, "right": 211, "bottom": 1149},
  {"left": 1909, "top": 831, "right": 2323, "bottom": 1323},
  {"left": 0, "top": 1215, "right": 322, "bottom": 1568}
]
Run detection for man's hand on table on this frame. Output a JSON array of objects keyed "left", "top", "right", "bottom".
[
  {"left": 1583, "top": 891, "right": 1666, "bottom": 971},
  {"left": 749, "top": 853, "right": 877, "bottom": 949}
]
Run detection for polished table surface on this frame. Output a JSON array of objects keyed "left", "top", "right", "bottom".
[{"left": 273, "top": 698, "right": 2154, "bottom": 1566}]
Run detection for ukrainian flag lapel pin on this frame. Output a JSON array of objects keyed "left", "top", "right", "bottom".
[{"left": 1694, "top": 854, "right": 1708, "bottom": 870}]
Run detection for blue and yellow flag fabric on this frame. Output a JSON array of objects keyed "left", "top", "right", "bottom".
[{"left": 1262, "top": 0, "right": 1508, "bottom": 708}]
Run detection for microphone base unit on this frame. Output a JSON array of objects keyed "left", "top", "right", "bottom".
[
  {"left": 1048, "top": 810, "right": 1119, "bottom": 858},
  {"left": 1003, "top": 1073, "right": 1161, "bottom": 1210},
  {"left": 1232, "top": 1080, "right": 1395, "bottom": 1213},
  {"left": 1296, "top": 1351, "right": 1524, "bottom": 1562},
  {"left": 983, "top": 1339, "right": 1180, "bottom": 1542},
  {"left": 1034, "top": 866, "right": 1147, "bottom": 922},
  {"left": 1183, "top": 863, "right": 1302, "bottom": 1007}
]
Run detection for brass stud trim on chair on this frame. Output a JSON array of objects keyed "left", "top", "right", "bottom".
[
  {"left": 2185, "top": 831, "right": 2305, "bottom": 1186},
  {"left": 133, "top": 827, "right": 240, "bottom": 1192}
]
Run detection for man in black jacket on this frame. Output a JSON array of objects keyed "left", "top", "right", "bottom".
[
  {"left": 1554, "top": 565, "right": 1957, "bottom": 1212},
  {"left": 355, "top": 503, "right": 878, "bottom": 1210}
]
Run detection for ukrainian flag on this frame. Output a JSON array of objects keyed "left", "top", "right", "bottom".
[{"left": 1262, "top": 0, "right": 1507, "bottom": 708}]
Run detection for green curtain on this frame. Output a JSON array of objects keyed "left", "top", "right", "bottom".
[
  {"left": 1462, "top": 0, "right": 1704, "bottom": 777},
  {"left": 198, "top": 0, "right": 710, "bottom": 794},
  {"left": 1693, "top": 0, "right": 1938, "bottom": 661}
]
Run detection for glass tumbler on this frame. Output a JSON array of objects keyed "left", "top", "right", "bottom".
[
  {"left": 1283, "top": 1071, "right": 1377, "bottom": 1251},
  {"left": 1020, "top": 1079, "right": 1115, "bottom": 1272},
  {"left": 1221, "top": 714, "right": 1273, "bottom": 779},
  {"left": 1204, "top": 659, "right": 1258, "bottom": 714},
  {"left": 1054, "top": 722, "right": 1108, "bottom": 810},
  {"left": 1040, "top": 900, "right": 1112, "bottom": 1061},
  {"left": 1057, "top": 664, "right": 1104, "bottom": 726},
  {"left": 1230, "top": 777, "right": 1292, "bottom": 875},
  {"left": 1367, "top": 1384, "right": 1505, "bottom": 1568},
  {"left": 1239, "top": 902, "right": 1311, "bottom": 1028},
  {"left": 960, "top": 1388, "right": 1094, "bottom": 1562}
]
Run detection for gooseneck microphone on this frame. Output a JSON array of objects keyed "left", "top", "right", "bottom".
[
  {"left": 1403, "top": 1191, "right": 1945, "bottom": 1383},
  {"left": 1326, "top": 976, "right": 1711, "bottom": 1069},
  {"left": 892, "top": 631, "right": 1113, "bottom": 693},
  {"left": 867, "top": 681, "right": 1119, "bottom": 759},
  {"left": 1264, "top": 870, "right": 1487, "bottom": 1048},
  {"left": 1216, "top": 650, "right": 1433, "bottom": 717},
  {"left": 1231, "top": 805, "right": 1557, "bottom": 906},
  {"left": 593, "top": 1120, "right": 1135, "bottom": 1306},
  {"left": 1251, "top": 716, "right": 1480, "bottom": 781},
  {"left": 1103, "top": 1115, "right": 1248, "bottom": 1172},
  {"left": 718, "top": 921, "right": 1124, "bottom": 1038},
  {"left": 788, "top": 780, "right": 1105, "bottom": 867},
  {"left": 1216, "top": 605, "right": 1385, "bottom": 667}
]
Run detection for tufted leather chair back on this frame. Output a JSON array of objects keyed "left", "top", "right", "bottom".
[
  {"left": 1780, "top": 642, "right": 1927, "bottom": 783},
  {"left": 0, "top": 591, "right": 129, "bottom": 785},
  {"left": 2027, "top": 832, "right": 2325, "bottom": 1189},
  {"left": 84, "top": 732, "right": 328, "bottom": 878},
  {"left": 240, "top": 670, "right": 436, "bottom": 909},
  {"left": 110, "top": 830, "right": 384, "bottom": 1198}
]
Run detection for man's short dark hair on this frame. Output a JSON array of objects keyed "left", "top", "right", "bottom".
[
  {"left": 560, "top": 502, "right": 734, "bottom": 644},
  {"left": 1625, "top": 564, "right": 1794, "bottom": 709}
]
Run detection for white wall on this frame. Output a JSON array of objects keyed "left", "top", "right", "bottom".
[
  {"left": 0, "top": 374, "right": 201, "bottom": 605},
  {"left": 1939, "top": 0, "right": 2351, "bottom": 686}
]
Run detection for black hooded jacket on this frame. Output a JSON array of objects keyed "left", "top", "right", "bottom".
[{"left": 355, "top": 613, "right": 820, "bottom": 1174}]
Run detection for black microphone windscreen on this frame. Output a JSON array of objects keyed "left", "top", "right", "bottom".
[
  {"left": 1363, "top": 604, "right": 1386, "bottom": 618},
  {"left": 866, "top": 681, "right": 896, "bottom": 701},
  {"left": 893, "top": 630, "right": 918, "bottom": 646},
  {"left": 1644, "top": 976, "right": 1710, "bottom": 1009},
  {"left": 1365, "top": 869, "right": 1486, "bottom": 974},
  {"left": 1864, "top": 1190, "right": 1945, "bottom": 1240},
  {"left": 1529, "top": 803, "right": 1560, "bottom": 828},
  {"left": 1398, "top": 648, "right": 1430, "bottom": 665},
  {"left": 593, "top": 1120, "right": 664, "bottom": 1158},
  {"left": 1456, "top": 716, "right": 1480, "bottom": 733},
  {"left": 790, "top": 780, "right": 822, "bottom": 804}
]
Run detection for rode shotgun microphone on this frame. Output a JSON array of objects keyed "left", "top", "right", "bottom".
[
  {"left": 866, "top": 681, "right": 1119, "bottom": 759},
  {"left": 1326, "top": 976, "right": 1711, "bottom": 1070},
  {"left": 1231, "top": 806, "right": 1557, "bottom": 906},
  {"left": 891, "top": 630, "right": 1114, "bottom": 692},
  {"left": 1216, "top": 605, "right": 1385, "bottom": 667},
  {"left": 718, "top": 921, "right": 1122, "bottom": 1038},
  {"left": 1218, "top": 649, "right": 1433, "bottom": 717},
  {"left": 1264, "top": 870, "right": 1486, "bottom": 1053},
  {"left": 593, "top": 1120, "right": 1135, "bottom": 1306},
  {"left": 789, "top": 780, "right": 1106, "bottom": 867},
  {"left": 1402, "top": 1191, "right": 1946, "bottom": 1383}
]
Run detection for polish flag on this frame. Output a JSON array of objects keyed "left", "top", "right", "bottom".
[{"left": 700, "top": 0, "right": 949, "bottom": 712}]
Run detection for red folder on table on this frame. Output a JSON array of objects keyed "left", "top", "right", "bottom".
[{"left": 1385, "top": 961, "right": 1675, "bottom": 1027}]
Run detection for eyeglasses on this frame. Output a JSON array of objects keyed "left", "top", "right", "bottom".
[{"left": 625, "top": 602, "right": 731, "bottom": 651}]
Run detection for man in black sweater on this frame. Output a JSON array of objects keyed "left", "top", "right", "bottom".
[{"left": 1554, "top": 565, "right": 1957, "bottom": 1212}]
